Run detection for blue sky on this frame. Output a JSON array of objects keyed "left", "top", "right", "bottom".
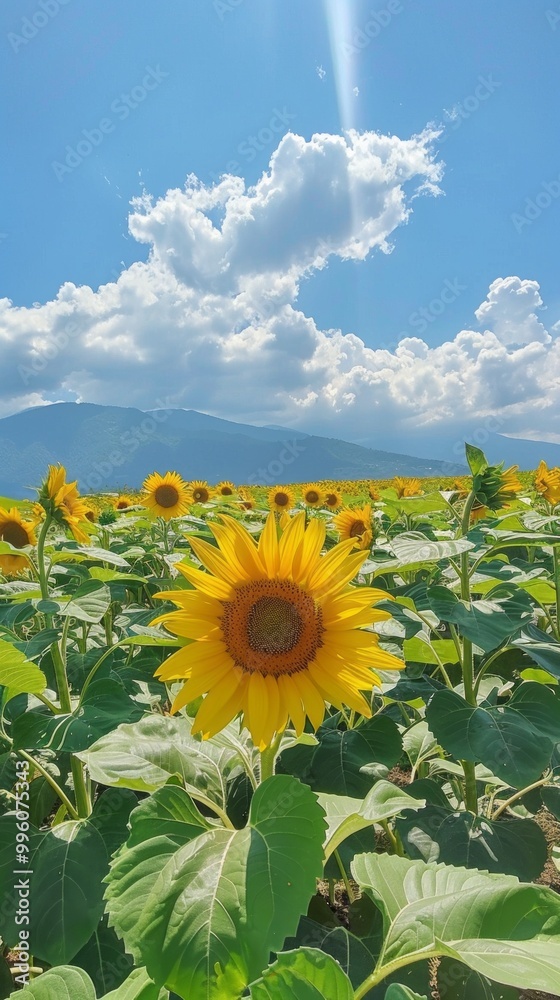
[{"left": 1, "top": 0, "right": 559, "bottom": 460}]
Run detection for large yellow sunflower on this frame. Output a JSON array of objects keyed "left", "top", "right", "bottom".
[
  {"left": 142, "top": 471, "right": 191, "bottom": 521},
  {"left": 267, "top": 486, "right": 295, "bottom": 513},
  {"left": 152, "top": 511, "right": 401, "bottom": 749},
  {"left": 38, "top": 464, "right": 91, "bottom": 543},
  {"left": 301, "top": 484, "right": 325, "bottom": 508},
  {"left": 334, "top": 505, "right": 373, "bottom": 550},
  {"left": 190, "top": 480, "right": 213, "bottom": 505},
  {"left": 0, "top": 508, "right": 36, "bottom": 577}
]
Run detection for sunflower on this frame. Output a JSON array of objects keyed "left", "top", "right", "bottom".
[
  {"left": 535, "top": 461, "right": 560, "bottom": 506},
  {"left": 368, "top": 485, "right": 381, "bottom": 502},
  {"left": 268, "top": 486, "right": 295, "bottom": 513},
  {"left": 190, "top": 481, "right": 213, "bottom": 505},
  {"left": 324, "top": 490, "right": 342, "bottom": 511},
  {"left": 37, "top": 465, "right": 91, "bottom": 543},
  {"left": 394, "top": 477, "right": 423, "bottom": 498},
  {"left": 302, "top": 484, "right": 325, "bottom": 508},
  {"left": 84, "top": 507, "right": 97, "bottom": 523},
  {"left": 239, "top": 490, "right": 255, "bottom": 510},
  {"left": 473, "top": 463, "right": 522, "bottom": 511},
  {"left": 334, "top": 505, "right": 373, "bottom": 551},
  {"left": 0, "top": 508, "right": 36, "bottom": 577},
  {"left": 217, "top": 481, "right": 236, "bottom": 498},
  {"left": 470, "top": 501, "right": 488, "bottom": 522},
  {"left": 152, "top": 511, "right": 401, "bottom": 749},
  {"left": 142, "top": 471, "right": 191, "bottom": 521},
  {"left": 115, "top": 495, "right": 134, "bottom": 510}
]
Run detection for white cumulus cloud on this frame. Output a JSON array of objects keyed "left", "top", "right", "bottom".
[{"left": 0, "top": 127, "right": 558, "bottom": 459}]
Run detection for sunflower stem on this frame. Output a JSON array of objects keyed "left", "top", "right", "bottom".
[
  {"left": 259, "top": 730, "right": 284, "bottom": 783},
  {"left": 458, "top": 490, "right": 479, "bottom": 814},
  {"left": 36, "top": 514, "right": 52, "bottom": 601},
  {"left": 553, "top": 546, "right": 560, "bottom": 642},
  {"left": 334, "top": 849, "right": 356, "bottom": 903}
]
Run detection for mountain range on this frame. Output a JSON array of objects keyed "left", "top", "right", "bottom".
[{"left": 0, "top": 403, "right": 467, "bottom": 498}]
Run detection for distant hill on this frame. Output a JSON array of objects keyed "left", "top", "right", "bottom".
[{"left": 0, "top": 403, "right": 463, "bottom": 498}]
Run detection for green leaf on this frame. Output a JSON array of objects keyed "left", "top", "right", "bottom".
[
  {"left": 249, "top": 949, "right": 354, "bottom": 1000},
  {"left": 105, "top": 775, "right": 325, "bottom": 999},
  {"left": 395, "top": 807, "right": 547, "bottom": 881},
  {"left": 389, "top": 533, "right": 475, "bottom": 569},
  {"left": 426, "top": 689, "right": 553, "bottom": 787},
  {"left": 385, "top": 987, "right": 428, "bottom": 1000},
  {"left": 351, "top": 853, "right": 560, "bottom": 995},
  {"left": 427, "top": 586, "right": 534, "bottom": 654},
  {"left": 53, "top": 580, "right": 112, "bottom": 623},
  {"left": 13, "top": 966, "right": 96, "bottom": 999},
  {"left": 0, "top": 639, "right": 46, "bottom": 702},
  {"left": 30, "top": 819, "right": 110, "bottom": 965},
  {"left": 51, "top": 546, "right": 130, "bottom": 568},
  {"left": 512, "top": 624, "right": 560, "bottom": 679},
  {"left": 280, "top": 717, "right": 402, "bottom": 796},
  {"left": 320, "top": 780, "right": 425, "bottom": 860},
  {"left": 436, "top": 957, "right": 519, "bottom": 999},
  {"left": 103, "top": 968, "right": 169, "bottom": 1000},
  {"left": 12, "top": 679, "right": 143, "bottom": 752},
  {"left": 403, "top": 636, "right": 459, "bottom": 666},
  {"left": 465, "top": 443, "right": 488, "bottom": 476},
  {"left": 71, "top": 917, "right": 134, "bottom": 998},
  {"left": 78, "top": 714, "right": 241, "bottom": 805}
]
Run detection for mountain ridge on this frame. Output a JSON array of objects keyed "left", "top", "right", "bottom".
[{"left": 0, "top": 402, "right": 464, "bottom": 497}]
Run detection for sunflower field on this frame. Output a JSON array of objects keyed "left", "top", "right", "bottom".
[{"left": 1, "top": 446, "right": 560, "bottom": 999}]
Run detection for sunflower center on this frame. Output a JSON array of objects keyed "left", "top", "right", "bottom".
[
  {"left": 247, "top": 596, "right": 302, "bottom": 653},
  {"left": 220, "top": 579, "right": 324, "bottom": 676},
  {"left": 326, "top": 494, "right": 337, "bottom": 506},
  {"left": 154, "top": 484, "right": 180, "bottom": 508},
  {"left": 221, "top": 487, "right": 233, "bottom": 496},
  {"left": 193, "top": 488, "right": 209, "bottom": 503},
  {"left": 0, "top": 521, "right": 29, "bottom": 548},
  {"left": 306, "top": 491, "right": 319, "bottom": 504},
  {"left": 275, "top": 492, "right": 290, "bottom": 507},
  {"left": 116, "top": 501, "right": 129, "bottom": 509},
  {"left": 349, "top": 520, "right": 367, "bottom": 538}
]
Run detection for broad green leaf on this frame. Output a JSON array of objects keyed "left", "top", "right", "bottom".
[
  {"left": 54, "top": 580, "right": 112, "bottom": 624},
  {"left": 351, "top": 853, "right": 560, "bottom": 995},
  {"left": 512, "top": 624, "right": 560, "bottom": 679},
  {"left": 103, "top": 968, "right": 169, "bottom": 999},
  {"left": 403, "top": 636, "right": 459, "bottom": 665},
  {"left": 106, "top": 776, "right": 325, "bottom": 999},
  {"left": 427, "top": 587, "right": 534, "bottom": 654},
  {"left": 12, "top": 966, "right": 96, "bottom": 999},
  {"left": 71, "top": 917, "right": 134, "bottom": 998},
  {"left": 249, "top": 949, "right": 354, "bottom": 1000},
  {"left": 389, "top": 533, "right": 475, "bottom": 569},
  {"left": 402, "top": 721, "right": 441, "bottom": 772},
  {"left": 436, "top": 958, "right": 519, "bottom": 999},
  {"left": 51, "top": 546, "right": 130, "bottom": 568},
  {"left": 385, "top": 987, "right": 428, "bottom": 1000},
  {"left": 30, "top": 819, "right": 109, "bottom": 965},
  {"left": 12, "top": 680, "right": 143, "bottom": 753},
  {"left": 465, "top": 443, "right": 488, "bottom": 475},
  {"left": 426, "top": 689, "right": 554, "bottom": 787},
  {"left": 280, "top": 717, "right": 402, "bottom": 796},
  {"left": 395, "top": 806, "right": 547, "bottom": 881},
  {"left": 0, "top": 639, "right": 46, "bottom": 702},
  {"left": 320, "top": 780, "right": 425, "bottom": 860},
  {"left": 77, "top": 713, "right": 240, "bottom": 805}
]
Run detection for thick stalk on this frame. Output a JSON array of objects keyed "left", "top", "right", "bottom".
[
  {"left": 554, "top": 546, "right": 560, "bottom": 641},
  {"left": 36, "top": 515, "right": 52, "bottom": 601},
  {"left": 459, "top": 492, "right": 479, "bottom": 813},
  {"left": 17, "top": 749, "right": 79, "bottom": 821},
  {"left": 259, "top": 731, "right": 284, "bottom": 784}
]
